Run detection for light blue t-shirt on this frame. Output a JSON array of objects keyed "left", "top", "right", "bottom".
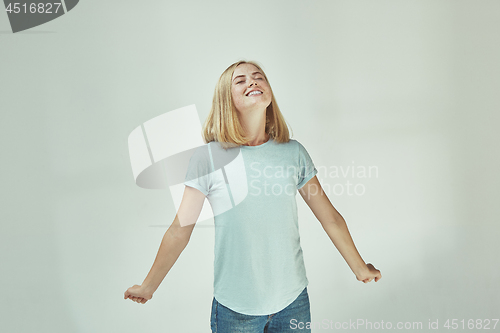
[{"left": 184, "top": 137, "right": 317, "bottom": 315}]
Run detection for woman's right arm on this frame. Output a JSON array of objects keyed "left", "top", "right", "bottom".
[{"left": 124, "top": 185, "right": 206, "bottom": 304}]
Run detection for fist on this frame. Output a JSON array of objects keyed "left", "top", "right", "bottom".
[
  {"left": 356, "top": 263, "right": 382, "bottom": 283},
  {"left": 124, "top": 284, "right": 153, "bottom": 304}
]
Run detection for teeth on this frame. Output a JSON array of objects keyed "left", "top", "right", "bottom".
[{"left": 248, "top": 91, "right": 262, "bottom": 96}]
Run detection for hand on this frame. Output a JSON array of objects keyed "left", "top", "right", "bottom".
[
  {"left": 124, "top": 284, "right": 153, "bottom": 304},
  {"left": 356, "top": 263, "right": 382, "bottom": 283}
]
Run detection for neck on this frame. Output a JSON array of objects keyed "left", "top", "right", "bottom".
[{"left": 238, "top": 108, "right": 269, "bottom": 146}]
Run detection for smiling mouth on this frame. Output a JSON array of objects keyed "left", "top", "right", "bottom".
[{"left": 247, "top": 91, "right": 263, "bottom": 96}]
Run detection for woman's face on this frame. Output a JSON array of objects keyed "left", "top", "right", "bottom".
[{"left": 231, "top": 63, "right": 272, "bottom": 114}]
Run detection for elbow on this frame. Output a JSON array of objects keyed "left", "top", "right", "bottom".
[
  {"left": 166, "top": 225, "right": 193, "bottom": 246},
  {"left": 321, "top": 215, "right": 346, "bottom": 228}
]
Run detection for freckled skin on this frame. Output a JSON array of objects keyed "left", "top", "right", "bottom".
[{"left": 231, "top": 63, "right": 272, "bottom": 115}]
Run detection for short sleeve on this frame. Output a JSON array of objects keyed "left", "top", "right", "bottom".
[
  {"left": 183, "top": 145, "right": 213, "bottom": 196},
  {"left": 296, "top": 141, "right": 318, "bottom": 189}
]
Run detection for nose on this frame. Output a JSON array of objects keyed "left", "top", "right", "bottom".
[{"left": 249, "top": 78, "right": 258, "bottom": 87}]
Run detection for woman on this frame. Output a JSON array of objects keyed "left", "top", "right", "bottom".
[{"left": 124, "top": 60, "right": 382, "bottom": 332}]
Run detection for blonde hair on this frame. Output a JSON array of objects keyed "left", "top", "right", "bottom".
[{"left": 202, "top": 60, "right": 292, "bottom": 149}]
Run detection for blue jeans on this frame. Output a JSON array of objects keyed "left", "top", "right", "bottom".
[{"left": 210, "top": 287, "right": 311, "bottom": 333}]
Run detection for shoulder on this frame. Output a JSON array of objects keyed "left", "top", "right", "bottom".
[
  {"left": 270, "top": 138, "right": 299, "bottom": 156},
  {"left": 287, "top": 140, "right": 315, "bottom": 162},
  {"left": 281, "top": 138, "right": 308, "bottom": 152},
  {"left": 187, "top": 143, "right": 212, "bottom": 170},
  {"left": 190, "top": 143, "right": 210, "bottom": 159},
  {"left": 272, "top": 138, "right": 313, "bottom": 155}
]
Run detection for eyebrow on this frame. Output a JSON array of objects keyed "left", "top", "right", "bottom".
[{"left": 232, "top": 71, "right": 263, "bottom": 82}]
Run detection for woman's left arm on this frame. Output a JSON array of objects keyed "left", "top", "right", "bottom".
[{"left": 298, "top": 176, "right": 382, "bottom": 283}]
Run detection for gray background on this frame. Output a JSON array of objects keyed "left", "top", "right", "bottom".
[{"left": 1, "top": 0, "right": 499, "bottom": 332}]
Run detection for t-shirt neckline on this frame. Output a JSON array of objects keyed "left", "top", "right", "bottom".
[{"left": 240, "top": 137, "right": 273, "bottom": 149}]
